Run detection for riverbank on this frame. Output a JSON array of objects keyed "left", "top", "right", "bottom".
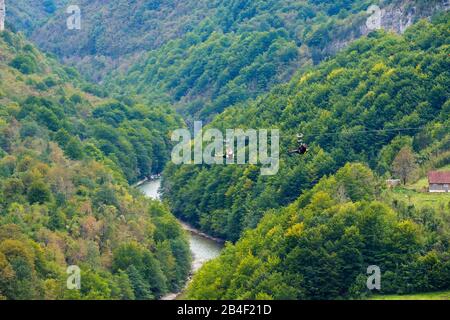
[
  {"left": 137, "top": 178, "right": 224, "bottom": 300},
  {"left": 179, "top": 221, "right": 225, "bottom": 245},
  {"left": 159, "top": 221, "right": 224, "bottom": 300},
  {"left": 132, "top": 174, "right": 162, "bottom": 188}
]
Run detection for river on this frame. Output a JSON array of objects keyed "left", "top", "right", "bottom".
[{"left": 138, "top": 179, "right": 224, "bottom": 299}]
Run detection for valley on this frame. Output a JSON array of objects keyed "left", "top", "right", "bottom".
[
  {"left": 138, "top": 178, "right": 223, "bottom": 300},
  {"left": 0, "top": 0, "right": 449, "bottom": 302}
]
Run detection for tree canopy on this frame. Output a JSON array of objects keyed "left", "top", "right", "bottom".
[
  {"left": 162, "top": 14, "right": 450, "bottom": 242},
  {"left": 0, "top": 31, "right": 191, "bottom": 300}
]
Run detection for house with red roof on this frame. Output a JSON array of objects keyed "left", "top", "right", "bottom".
[{"left": 428, "top": 171, "right": 450, "bottom": 193}]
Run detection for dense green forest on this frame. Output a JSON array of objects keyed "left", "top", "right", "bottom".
[
  {"left": 0, "top": 31, "right": 190, "bottom": 299},
  {"left": 187, "top": 163, "right": 450, "bottom": 299},
  {"left": 1, "top": 1, "right": 449, "bottom": 301},
  {"left": 8, "top": 0, "right": 447, "bottom": 119},
  {"left": 107, "top": 0, "right": 404, "bottom": 120},
  {"left": 1, "top": 30, "right": 183, "bottom": 184},
  {"left": 164, "top": 13, "right": 450, "bottom": 299},
  {"left": 162, "top": 14, "right": 450, "bottom": 242}
]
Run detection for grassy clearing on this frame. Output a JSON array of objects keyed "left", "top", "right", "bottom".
[
  {"left": 386, "top": 163, "right": 450, "bottom": 210},
  {"left": 371, "top": 290, "right": 450, "bottom": 300},
  {"left": 389, "top": 187, "right": 450, "bottom": 210}
]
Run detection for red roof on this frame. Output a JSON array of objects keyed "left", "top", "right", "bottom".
[{"left": 428, "top": 171, "right": 450, "bottom": 184}]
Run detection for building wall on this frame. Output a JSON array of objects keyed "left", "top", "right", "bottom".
[
  {"left": 429, "top": 183, "right": 450, "bottom": 193},
  {"left": 386, "top": 179, "right": 401, "bottom": 188}
]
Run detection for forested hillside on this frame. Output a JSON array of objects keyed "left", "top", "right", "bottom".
[
  {"left": 187, "top": 163, "right": 450, "bottom": 299},
  {"left": 7, "top": 0, "right": 447, "bottom": 119},
  {"left": 1, "top": 0, "right": 449, "bottom": 302},
  {"left": 0, "top": 31, "right": 190, "bottom": 299},
  {"left": 1, "top": 29, "right": 183, "bottom": 184},
  {"left": 111, "top": 0, "right": 448, "bottom": 120},
  {"left": 29, "top": 0, "right": 215, "bottom": 81},
  {"left": 162, "top": 14, "right": 450, "bottom": 242},
  {"left": 3, "top": 0, "right": 69, "bottom": 35}
]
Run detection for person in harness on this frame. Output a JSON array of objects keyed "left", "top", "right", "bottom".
[{"left": 289, "top": 134, "right": 308, "bottom": 155}]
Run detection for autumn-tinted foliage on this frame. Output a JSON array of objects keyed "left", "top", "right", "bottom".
[{"left": 0, "top": 32, "right": 190, "bottom": 300}]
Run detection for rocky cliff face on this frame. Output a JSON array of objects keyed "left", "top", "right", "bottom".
[
  {"left": 324, "top": 0, "right": 449, "bottom": 58},
  {"left": 370, "top": 0, "right": 449, "bottom": 34}
]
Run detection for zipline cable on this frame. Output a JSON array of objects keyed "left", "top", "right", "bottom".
[{"left": 302, "top": 124, "right": 450, "bottom": 138}]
